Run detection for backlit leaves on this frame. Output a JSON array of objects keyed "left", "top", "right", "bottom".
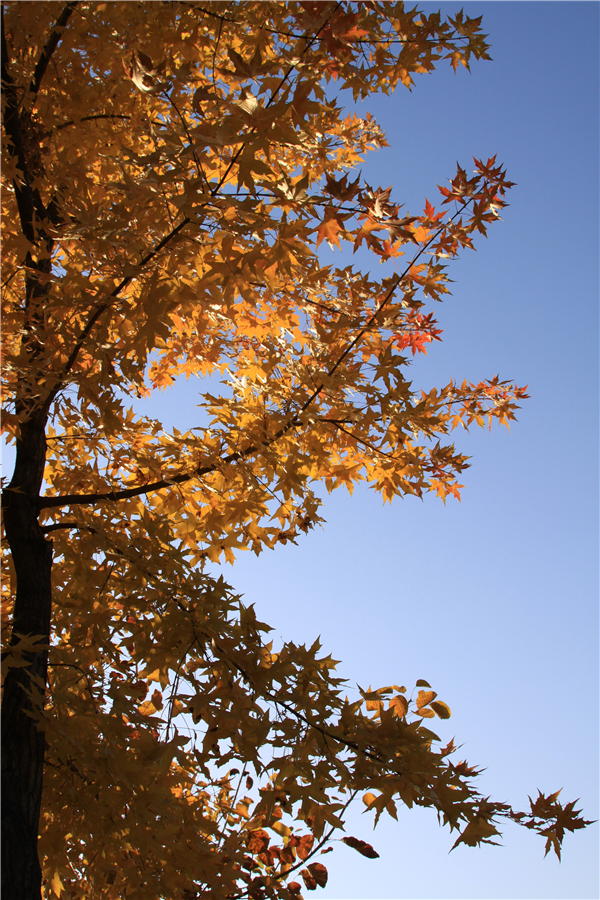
[
  {"left": 416, "top": 690, "right": 437, "bottom": 709},
  {"left": 430, "top": 700, "right": 452, "bottom": 720},
  {"left": 316, "top": 216, "right": 343, "bottom": 249}
]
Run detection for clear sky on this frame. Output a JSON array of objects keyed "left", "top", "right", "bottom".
[
  {"left": 121, "top": 3, "right": 599, "bottom": 897},
  {"left": 202, "top": 3, "right": 598, "bottom": 897},
  {"left": 3, "top": 3, "right": 597, "bottom": 899},
  {"left": 130, "top": 3, "right": 599, "bottom": 897}
]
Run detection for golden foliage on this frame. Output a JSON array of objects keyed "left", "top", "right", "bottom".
[{"left": 2, "top": 3, "right": 591, "bottom": 898}]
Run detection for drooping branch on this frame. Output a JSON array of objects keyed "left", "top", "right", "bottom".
[{"left": 162, "top": 590, "right": 388, "bottom": 767}]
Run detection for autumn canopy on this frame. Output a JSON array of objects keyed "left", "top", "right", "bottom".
[{"left": 1, "top": 2, "right": 591, "bottom": 898}]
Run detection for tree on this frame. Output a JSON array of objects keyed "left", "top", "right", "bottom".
[{"left": 1, "top": 2, "right": 592, "bottom": 898}]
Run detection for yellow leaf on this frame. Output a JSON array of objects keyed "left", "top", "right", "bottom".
[
  {"left": 412, "top": 225, "right": 431, "bottom": 243},
  {"left": 416, "top": 690, "right": 437, "bottom": 709},
  {"left": 430, "top": 700, "right": 452, "bottom": 719},
  {"left": 389, "top": 694, "right": 408, "bottom": 718},
  {"left": 50, "top": 871, "right": 64, "bottom": 898}
]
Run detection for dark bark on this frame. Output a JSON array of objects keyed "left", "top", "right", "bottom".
[
  {"left": 2, "top": 420, "right": 52, "bottom": 900},
  {"left": 1, "top": 7, "right": 67, "bottom": 893},
  {"left": 2, "top": 31, "right": 55, "bottom": 854},
  {"left": 1, "top": 181, "right": 99, "bottom": 894}
]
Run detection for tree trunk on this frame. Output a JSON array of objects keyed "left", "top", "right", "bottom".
[{"left": 2, "top": 418, "right": 52, "bottom": 900}]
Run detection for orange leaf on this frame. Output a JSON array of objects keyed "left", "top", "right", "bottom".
[
  {"left": 416, "top": 690, "right": 437, "bottom": 709},
  {"left": 316, "top": 217, "right": 343, "bottom": 249},
  {"left": 389, "top": 694, "right": 408, "bottom": 718}
]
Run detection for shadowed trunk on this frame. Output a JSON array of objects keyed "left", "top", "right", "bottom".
[
  {"left": 1, "top": 7, "right": 67, "bottom": 890},
  {"left": 2, "top": 420, "right": 52, "bottom": 899}
]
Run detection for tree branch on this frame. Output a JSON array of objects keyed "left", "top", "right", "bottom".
[
  {"left": 39, "top": 214, "right": 192, "bottom": 417},
  {"left": 51, "top": 113, "right": 131, "bottom": 133},
  {"left": 185, "top": 611, "right": 387, "bottom": 766},
  {"left": 29, "top": 2, "right": 79, "bottom": 100},
  {"left": 37, "top": 424, "right": 298, "bottom": 509},
  {"left": 37, "top": 201, "right": 473, "bottom": 512},
  {"left": 184, "top": 3, "right": 476, "bottom": 47},
  {"left": 323, "top": 419, "right": 402, "bottom": 461},
  {"left": 40, "top": 522, "right": 89, "bottom": 533},
  {"left": 1, "top": 9, "right": 44, "bottom": 238}
]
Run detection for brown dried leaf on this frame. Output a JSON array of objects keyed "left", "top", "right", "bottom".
[{"left": 341, "top": 836, "right": 380, "bottom": 858}]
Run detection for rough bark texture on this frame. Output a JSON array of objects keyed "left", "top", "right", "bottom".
[
  {"left": 2, "top": 421, "right": 52, "bottom": 900},
  {"left": 1, "top": 7, "right": 73, "bottom": 894}
]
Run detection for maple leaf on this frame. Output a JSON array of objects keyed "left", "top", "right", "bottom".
[
  {"left": 451, "top": 816, "right": 503, "bottom": 850},
  {"left": 124, "top": 50, "right": 171, "bottom": 95},
  {"left": 316, "top": 216, "right": 343, "bottom": 249},
  {"left": 222, "top": 46, "right": 274, "bottom": 80},
  {"left": 324, "top": 171, "right": 361, "bottom": 201}
]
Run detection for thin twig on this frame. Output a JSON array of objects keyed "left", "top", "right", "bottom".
[{"left": 51, "top": 113, "right": 131, "bottom": 133}]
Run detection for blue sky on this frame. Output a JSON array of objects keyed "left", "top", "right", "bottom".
[
  {"left": 122, "top": 3, "right": 599, "bottom": 897},
  {"left": 3, "top": 3, "right": 597, "bottom": 898},
  {"left": 206, "top": 4, "right": 597, "bottom": 897}
]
